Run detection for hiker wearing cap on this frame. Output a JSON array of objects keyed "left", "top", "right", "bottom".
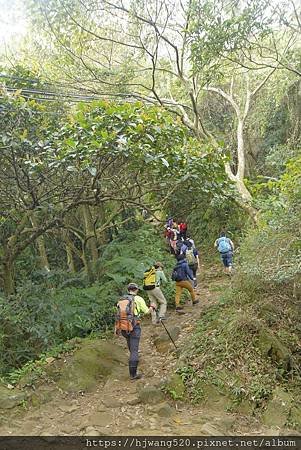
[
  {"left": 171, "top": 254, "right": 199, "bottom": 314},
  {"left": 143, "top": 262, "right": 167, "bottom": 325},
  {"left": 178, "top": 221, "right": 188, "bottom": 240},
  {"left": 115, "top": 283, "right": 154, "bottom": 380}
]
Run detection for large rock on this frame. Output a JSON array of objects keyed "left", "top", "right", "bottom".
[
  {"left": 263, "top": 390, "right": 301, "bottom": 432},
  {"left": 138, "top": 386, "right": 164, "bottom": 405},
  {"left": 262, "top": 387, "right": 292, "bottom": 428},
  {"left": 0, "top": 384, "right": 27, "bottom": 410},
  {"left": 152, "top": 402, "right": 175, "bottom": 418},
  {"left": 257, "top": 328, "right": 292, "bottom": 371},
  {"left": 289, "top": 406, "right": 301, "bottom": 431},
  {"left": 195, "top": 381, "right": 231, "bottom": 411},
  {"left": 57, "top": 340, "right": 127, "bottom": 392},
  {"left": 153, "top": 326, "right": 180, "bottom": 353},
  {"left": 200, "top": 423, "right": 225, "bottom": 435},
  {"left": 233, "top": 399, "right": 253, "bottom": 416}
]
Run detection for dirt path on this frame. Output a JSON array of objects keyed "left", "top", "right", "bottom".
[{"left": 0, "top": 266, "right": 277, "bottom": 436}]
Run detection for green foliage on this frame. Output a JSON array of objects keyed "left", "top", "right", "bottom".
[
  {"left": 184, "top": 156, "right": 301, "bottom": 410},
  {"left": 0, "top": 224, "right": 174, "bottom": 375},
  {"left": 99, "top": 224, "right": 176, "bottom": 306},
  {"left": 189, "top": 0, "right": 272, "bottom": 82},
  {"left": 241, "top": 155, "right": 301, "bottom": 285}
]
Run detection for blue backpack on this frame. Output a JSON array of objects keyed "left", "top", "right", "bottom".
[{"left": 218, "top": 237, "right": 231, "bottom": 254}]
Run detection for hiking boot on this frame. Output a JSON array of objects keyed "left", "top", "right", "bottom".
[
  {"left": 159, "top": 316, "right": 167, "bottom": 321},
  {"left": 130, "top": 374, "right": 143, "bottom": 381},
  {"left": 193, "top": 300, "right": 200, "bottom": 305},
  {"left": 176, "top": 307, "right": 185, "bottom": 314}
]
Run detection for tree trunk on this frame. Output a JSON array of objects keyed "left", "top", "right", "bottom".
[
  {"left": 2, "top": 257, "right": 15, "bottom": 296},
  {"left": 81, "top": 205, "right": 98, "bottom": 263},
  {"left": 97, "top": 202, "right": 108, "bottom": 246},
  {"left": 81, "top": 246, "right": 95, "bottom": 283},
  {"left": 30, "top": 214, "right": 50, "bottom": 271},
  {"left": 204, "top": 84, "right": 259, "bottom": 223},
  {"left": 64, "top": 234, "right": 76, "bottom": 273}
]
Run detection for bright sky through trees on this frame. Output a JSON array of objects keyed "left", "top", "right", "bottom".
[{"left": 0, "top": 0, "right": 27, "bottom": 47}]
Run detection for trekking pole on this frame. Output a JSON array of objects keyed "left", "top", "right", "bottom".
[{"left": 156, "top": 311, "right": 178, "bottom": 350}]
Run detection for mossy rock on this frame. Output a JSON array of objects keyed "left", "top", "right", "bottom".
[
  {"left": 29, "top": 386, "right": 55, "bottom": 407},
  {"left": 0, "top": 384, "right": 28, "bottom": 410},
  {"left": 289, "top": 405, "right": 301, "bottom": 431},
  {"left": 257, "top": 328, "right": 292, "bottom": 371},
  {"left": 138, "top": 386, "right": 165, "bottom": 405},
  {"left": 164, "top": 373, "right": 185, "bottom": 400},
  {"left": 153, "top": 402, "right": 175, "bottom": 418},
  {"left": 231, "top": 399, "right": 254, "bottom": 416},
  {"left": 262, "top": 387, "right": 293, "bottom": 428},
  {"left": 195, "top": 380, "right": 231, "bottom": 411},
  {"left": 57, "top": 340, "right": 127, "bottom": 392}
]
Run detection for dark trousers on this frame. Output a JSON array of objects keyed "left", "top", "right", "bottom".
[
  {"left": 122, "top": 324, "right": 141, "bottom": 377},
  {"left": 179, "top": 230, "right": 187, "bottom": 239}
]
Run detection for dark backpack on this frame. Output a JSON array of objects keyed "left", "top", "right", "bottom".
[
  {"left": 175, "top": 240, "right": 183, "bottom": 255},
  {"left": 171, "top": 264, "right": 183, "bottom": 282}
]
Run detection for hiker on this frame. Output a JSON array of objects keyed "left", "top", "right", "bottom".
[
  {"left": 183, "top": 240, "right": 200, "bottom": 287},
  {"left": 115, "top": 283, "right": 155, "bottom": 380},
  {"left": 172, "top": 254, "right": 199, "bottom": 314},
  {"left": 175, "top": 237, "right": 185, "bottom": 256},
  {"left": 166, "top": 216, "right": 173, "bottom": 228},
  {"left": 178, "top": 221, "right": 188, "bottom": 239},
  {"left": 142, "top": 208, "right": 149, "bottom": 219},
  {"left": 214, "top": 232, "right": 234, "bottom": 274},
  {"left": 169, "top": 226, "right": 179, "bottom": 254},
  {"left": 143, "top": 262, "right": 167, "bottom": 325}
]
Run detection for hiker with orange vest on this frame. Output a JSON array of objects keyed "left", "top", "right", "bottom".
[{"left": 115, "top": 283, "right": 155, "bottom": 380}]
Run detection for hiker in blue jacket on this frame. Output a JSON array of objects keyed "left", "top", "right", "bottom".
[
  {"left": 172, "top": 254, "right": 199, "bottom": 314},
  {"left": 214, "top": 232, "right": 234, "bottom": 275}
]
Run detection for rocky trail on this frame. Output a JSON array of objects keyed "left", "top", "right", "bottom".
[{"left": 0, "top": 266, "right": 294, "bottom": 436}]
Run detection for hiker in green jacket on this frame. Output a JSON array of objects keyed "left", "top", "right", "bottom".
[{"left": 146, "top": 262, "right": 167, "bottom": 325}]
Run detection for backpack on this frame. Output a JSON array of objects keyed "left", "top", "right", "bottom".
[
  {"left": 143, "top": 267, "right": 156, "bottom": 290},
  {"left": 171, "top": 264, "right": 183, "bottom": 282},
  {"left": 180, "top": 222, "right": 187, "bottom": 231},
  {"left": 186, "top": 248, "right": 197, "bottom": 265},
  {"left": 115, "top": 295, "right": 137, "bottom": 335},
  {"left": 175, "top": 240, "right": 184, "bottom": 255},
  {"left": 218, "top": 237, "right": 231, "bottom": 254}
]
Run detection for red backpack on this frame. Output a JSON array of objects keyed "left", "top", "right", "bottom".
[{"left": 180, "top": 222, "right": 187, "bottom": 231}]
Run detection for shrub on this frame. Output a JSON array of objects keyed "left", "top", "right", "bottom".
[{"left": 0, "top": 224, "right": 175, "bottom": 375}]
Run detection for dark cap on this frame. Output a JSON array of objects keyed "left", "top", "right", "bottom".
[{"left": 127, "top": 282, "right": 139, "bottom": 291}]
